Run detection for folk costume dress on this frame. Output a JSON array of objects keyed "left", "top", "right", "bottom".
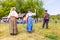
[
  {"left": 26, "top": 12, "right": 36, "bottom": 32},
  {"left": 8, "top": 10, "right": 18, "bottom": 35}
]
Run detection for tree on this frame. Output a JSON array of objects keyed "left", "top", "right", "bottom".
[{"left": 0, "top": 0, "right": 45, "bottom": 19}]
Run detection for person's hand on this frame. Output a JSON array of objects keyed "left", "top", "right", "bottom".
[
  {"left": 8, "top": 18, "right": 10, "bottom": 21},
  {"left": 34, "top": 8, "right": 36, "bottom": 13}
]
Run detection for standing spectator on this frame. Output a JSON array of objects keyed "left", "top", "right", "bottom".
[
  {"left": 42, "top": 10, "right": 49, "bottom": 29},
  {"left": 34, "top": 18, "right": 37, "bottom": 23}
]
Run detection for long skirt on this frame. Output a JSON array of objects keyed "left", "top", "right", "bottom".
[
  {"left": 9, "top": 17, "right": 18, "bottom": 35},
  {"left": 26, "top": 16, "right": 33, "bottom": 32}
]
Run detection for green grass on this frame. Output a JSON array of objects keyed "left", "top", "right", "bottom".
[{"left": 0, "top": 21, "right": 60, "bottom": 40}]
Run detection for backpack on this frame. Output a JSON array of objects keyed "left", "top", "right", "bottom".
[{"left": 44, "top": 13, "right": 49, "bottom": 19}]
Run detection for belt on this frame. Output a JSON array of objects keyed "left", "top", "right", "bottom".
[{"left": 10, "top": 16, "right": 16, "bottom": 19}]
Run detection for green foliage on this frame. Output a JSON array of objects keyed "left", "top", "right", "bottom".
[
  {"left": 50, "top": 15, "right": 60, "bottom": 20},
  {"left": 0, "top": 0, "right": 45, "bottom": 18}
]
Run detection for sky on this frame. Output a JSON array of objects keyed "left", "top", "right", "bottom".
[{"left": 42, "top": 0, "right": 60, "bottom": 15}]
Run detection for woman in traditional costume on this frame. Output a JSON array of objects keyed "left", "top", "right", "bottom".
[
  {"left": 8, "top": 7, "right": 18, "bottom": 35},
  {"left": 26, "top": 9, "right": 36, "bottom": 33}
]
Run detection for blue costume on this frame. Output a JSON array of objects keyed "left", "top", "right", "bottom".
[
  {"left": 26, "top": 12, "right": 36, "bottom": 32},
  {"left": 27, "top": 16, "right": 33, "bottom": 32}
]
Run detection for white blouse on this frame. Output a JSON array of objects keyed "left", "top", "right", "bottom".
[
  {"left": 26, "top": 12, "right": 36, "bottom": 18},
  {"left": 8, "top": 11, "right": 18, "bottom": 18}
]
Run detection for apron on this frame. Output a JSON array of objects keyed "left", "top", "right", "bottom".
[{"left": 9, "top": 16, "right": 18, "bottom": 35}]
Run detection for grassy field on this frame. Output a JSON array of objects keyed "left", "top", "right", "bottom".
[{"left": 0, "top": 21, "right": 60, "bottom": 40}]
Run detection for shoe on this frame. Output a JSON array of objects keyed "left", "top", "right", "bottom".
[{"left": 10, "top": 33, "right": 14, "bottom": 35}]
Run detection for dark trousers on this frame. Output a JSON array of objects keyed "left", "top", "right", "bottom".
[{"left": 42, "top": 19, "right": 49, "bottom": 29}]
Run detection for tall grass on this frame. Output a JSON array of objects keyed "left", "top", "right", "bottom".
[{"left": 0, "top": 21, "right": 60, "bottom": 40}]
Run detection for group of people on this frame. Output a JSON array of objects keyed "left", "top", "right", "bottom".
[{"left": 8, "top": 7, "right": 49, "bottom": 35}]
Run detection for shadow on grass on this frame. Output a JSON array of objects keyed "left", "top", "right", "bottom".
[{"left": 45, "top": 33, "right": 57, "bottom": 40}]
